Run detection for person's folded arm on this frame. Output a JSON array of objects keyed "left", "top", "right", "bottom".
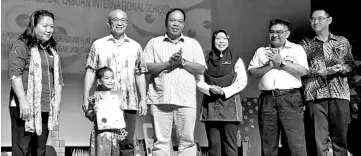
[
  {"left": 182, "top": 40, "right": 206, "bottom": 75},
  {"left": 281, "top": 61, "right": 308, "bottom": 77},
  {"left": 182, "top": 60, "right": 206, "bottom": 75}
]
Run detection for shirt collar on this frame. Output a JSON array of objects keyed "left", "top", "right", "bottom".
[
  {"left": 38, "top": 43, "right": 50, "bottom": 50},
  {"left": 106, "top": 33, "right": 130, "bottom": 43},
  {"left": 267, "top": 40, "right": 292, "bottom": 49},
  {"left": 163, "top": 33, "right": 185, "bottom": 43},
  {"left": 284, "top": 40, "right": 292, "bottom": 49},
  {"left": 312, "top": 32, "right": 337, "bottom": 42}
]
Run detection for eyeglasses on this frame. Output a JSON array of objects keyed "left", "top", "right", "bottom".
[
  {"left": 309, "top": 16, "right": 329, "bottom": 22},
  {"left": 269, "top": 30, "right": 289, "bottom": 35},
  {"left": 110, "top": 18, "right": 128, "bottom": 24}
]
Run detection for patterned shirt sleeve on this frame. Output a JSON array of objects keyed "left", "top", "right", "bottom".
[
  {"left": 85, "top": 43, "right": 99, "bottom": 71},
  {"left": 299, "top": 39, "right": 309, "bottom": 53},
  {"left": 87, "top": 93, "right": 101, "bottom": 111},
  {"left": 135, "top": 45, "right": 148, "bottom": 75},
  {"left": 342, "top": 38, "right": 355, "bottom": 70},
  {"left": 299, "top": 39, "right": 318, "bottom": 76},
  {"left": 8, "top": 40, "right": 28, "bottom": 80},
  {"left": 58, "top": 58, "right": 65, "bottom": 86}
]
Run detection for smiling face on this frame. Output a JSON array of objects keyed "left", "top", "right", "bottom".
[
  {"left": 214, "top": 32, "right": 229, "bottom": 52},
  {"left": 97, "top": 71, "right": 115, "bottom": 90},
  {"left": 310, "top": 10, "right": 332, "bottom": 33},
  {"left": 166, "top": 10, "right": 185, "bottom": 38},
  {"left": 108, "top": 10, "right": 128, "bottom": 36},
  {"left": 34, "top": 16, "right": 54, "bottom": 43},
  {"left": 269, "top": 24, "right": 289, "bottom": 48}
]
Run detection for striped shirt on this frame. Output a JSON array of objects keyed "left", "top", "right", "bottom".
[
  {"left": 300, "top": 33, "right": 354, "bottom": 101},
  {"left": 144, "top": 34, "right": 206, "bottom": 108},
  {"left": 85, "top": 34, "right": 147, "bottom": 110}
]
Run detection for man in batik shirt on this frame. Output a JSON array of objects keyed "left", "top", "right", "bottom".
[
  {"left": 300, "top": 8, "right": 355, "bottom": 156},
  {"left": 83, "top": 9, "right": 147, "bottom": 156}
]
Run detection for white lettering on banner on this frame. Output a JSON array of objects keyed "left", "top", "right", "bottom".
[
  {"left": 22, "top": 0, "right": 170, "bottom": 13},
  {"left": 53, "top": 35, "right": 93, "bottom": 45},
  {"left": 92, "top": 0, "right": 170, "bottom": 14},
  {"left": 146, "top": 3, "right": 169, "bottom": 14},
  {"left": 57, "top": 44, "right": 90, "bottom": 53},
  {"left": 124, "top": 1, "right": 146, "bottom": 12}
]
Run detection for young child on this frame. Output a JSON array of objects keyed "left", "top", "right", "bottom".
[{"left": 86, "top": 67, "right": 128, "bottom": 156}]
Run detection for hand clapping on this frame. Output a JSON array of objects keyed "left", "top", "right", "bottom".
[
  {"left": 266, "top": 48, "right": 282, "bottom": 66},
  {"left": 169, "top": 50, "right": 183, "bottom": 67}
]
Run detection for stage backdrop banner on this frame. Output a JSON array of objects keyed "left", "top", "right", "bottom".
[{"left": 1, "top": 0, "right": 211, "bottom": 146}]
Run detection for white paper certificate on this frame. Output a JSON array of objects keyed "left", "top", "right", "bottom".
[{"left": 96, "top": 91, "right": 126, "bottom": 130}]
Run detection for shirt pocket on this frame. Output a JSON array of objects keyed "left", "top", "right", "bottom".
[{"left": 259, "top": 54, "right": 270, "bottom": 66}]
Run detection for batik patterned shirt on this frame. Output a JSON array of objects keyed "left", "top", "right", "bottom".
[
  {"left": 300, "top": 33, "right": 355, "bottom": 101},
  {"left": 86, "top": 34, "right": 147, "bottom": 110}
]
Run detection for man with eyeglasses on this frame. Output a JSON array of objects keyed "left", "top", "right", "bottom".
[
  {"left": 300, "top": 9, "right": 355, "bottom": 156},
  {"left": 248, "top": 19, "right": 309, "bottom": 156},
  {"left": 83, "top": 9, "right": 148, "bottom": 156}
]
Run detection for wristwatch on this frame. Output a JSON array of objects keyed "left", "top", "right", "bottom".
[
  {"left": 181, "top": 59, "right": 186, "bottom": 66},
  {"left": 280, "top": 60, "right": 286, "bottom": 68}
]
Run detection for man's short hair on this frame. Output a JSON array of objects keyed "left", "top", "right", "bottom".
[
  {"left": 310, "top": 8, "right": 332, "bottom": 17},
  {"left": 165, "top": 8, "right": 186, "bottom": 26},
  {"left": 269, "top": 19, "right": 290, "bottom": 30}
]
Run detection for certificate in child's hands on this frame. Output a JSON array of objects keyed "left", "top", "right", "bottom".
[{"left": 96, "top": 91, "right": 126, "bottom": 130}]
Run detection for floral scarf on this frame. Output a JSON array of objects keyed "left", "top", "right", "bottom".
[{"left": 25, "top": 46, "right": 61, "bottom": 135}]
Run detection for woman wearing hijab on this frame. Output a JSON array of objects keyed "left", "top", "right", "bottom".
[
  {"left": 8, "top": 10, "right": 63, "bottom": 156},
  {"left": 197, "top": 29, "right": 247, "bottom": 156}
]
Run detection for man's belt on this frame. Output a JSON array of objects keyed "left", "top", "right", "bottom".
[{"left": 261, "top": 88, "right": 299, "bottom": 96}]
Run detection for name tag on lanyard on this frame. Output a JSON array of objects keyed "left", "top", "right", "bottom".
[{"left": 221, "top": 60, "right": 231, "bottom": 64}]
